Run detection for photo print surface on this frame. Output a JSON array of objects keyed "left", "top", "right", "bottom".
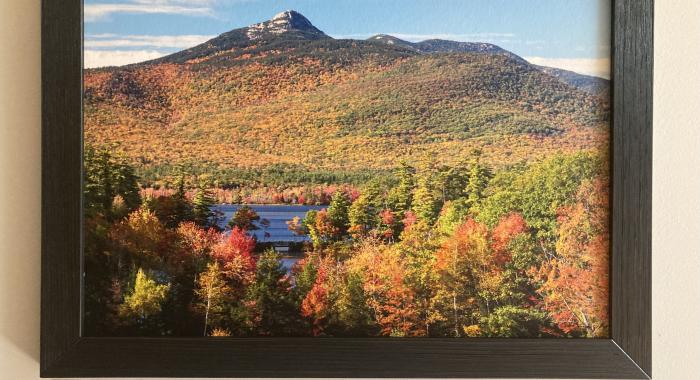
[{"left": 83, "top": 0, "right": 612, "bottom": 338}]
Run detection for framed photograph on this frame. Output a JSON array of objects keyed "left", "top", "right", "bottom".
[{"left": 41, "top": 0, "right": 652, "bottom": 378}]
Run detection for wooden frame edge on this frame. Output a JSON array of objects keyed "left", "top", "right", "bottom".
[
  {"left": 611, "top": 0, "right": 653, "bottom": 376},
  {"left": 40, "top": 0, "right": 653, "bottom": 378},
  {"left": 42, "top": 338, "right": 648, "bottom": 379},
  {"left": 41, "top": 0, "right": 83, "bottom": 375}
]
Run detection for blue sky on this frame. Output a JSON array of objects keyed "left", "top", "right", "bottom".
[{"left": 84, "top": 0, "right": 611, "bottom": 78}]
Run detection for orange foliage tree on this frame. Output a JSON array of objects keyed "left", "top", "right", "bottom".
[
  {"left": 490, "top": 213, "right": 528, "bottom": 268},
  {"left": 348, "top": 239, "right": 422, "bottom": 336},
  {"left": 535, "top": 178, "right": 609, "bottom": 337}
]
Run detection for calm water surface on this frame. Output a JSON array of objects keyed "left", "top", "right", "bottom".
[{"left": 214, "top": 204, "right": 326, "bottom": 271}]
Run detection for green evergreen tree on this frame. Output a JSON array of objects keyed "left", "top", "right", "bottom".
[
  {"left": 173, "top": 172, "right": 187, "bottom": 201},
  {"left": 412, "top": 175, "right": 441, "bottom": 225},
  {"left": 114, "top": 160, "right": 141, "bottom": 211},
  {"left": 361, "top": 179, "right": 385, "bottom": 210},
  {"left": 327, "top": 190, "right": 351, "bottom": 234},
  {"left": 348, "top": 195, "right": 376, "bottom": 236},
  {"left": 192, "top": 179, "right": 216, "bottom": 228},
  {"left": 292, "top": 258, "right": 318, "bottom": 305},
  {"left": 245, "top": 249, "right": 299, "bottom": 335},
  {"left": 84, "top": 144, "right": 141, "bottom": 220},
  {"left": 465, "top": 153, "right": 493, "bottom": 209},
  {"left": 389, "top": 162, "right": 416, "bottom": 214},
  {"left": 434, "top": 162, "right": 470, "bottom": 203}
]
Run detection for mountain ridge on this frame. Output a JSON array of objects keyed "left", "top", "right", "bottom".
[
  {"left": 367, "top": 34, "right": 524, "bottom": 61},
  {"left": 130, "top": 10, "right": 608, "bottom": 90},
  {"left": 83, "top": 10, "right": 610, "bottom": 185}
]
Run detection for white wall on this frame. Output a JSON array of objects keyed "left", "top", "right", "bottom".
[
  {"left": 1, "top": 1, "right": 698, "bottom": 379},
  {"left": 651, "top": 1, "right": 700, "bottom": 379}
]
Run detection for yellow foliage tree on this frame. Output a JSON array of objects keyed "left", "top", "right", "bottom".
[{"left": 120, "top": 268, "right": 170, "bottom": 321}]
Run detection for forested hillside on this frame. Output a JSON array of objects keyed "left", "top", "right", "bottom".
[{"left": 84, "top": 10, "right": 609, "bottom": 189}]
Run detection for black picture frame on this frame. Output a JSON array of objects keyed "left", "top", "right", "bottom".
[{"left": 40, "top": 0, "right": 653, "bottom": 378}]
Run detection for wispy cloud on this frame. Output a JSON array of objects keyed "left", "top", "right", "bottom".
[
  {"left": 85, "top": 49, "right": 166, "bottom": 68},
  {"left": 332, "top": 32, "right": 516, "bottom": 43},
  {"left": 84, "top": 33, "right": 215, "bottom": 68},
  {"left": 525, "top": 57, "right": 611, "bottom": 79},
  {"left": 85, "top": 34, "right": 215, "bottom": 49},
  {"left": 85, "top": 0, "right": 217, "bottom": 22}
]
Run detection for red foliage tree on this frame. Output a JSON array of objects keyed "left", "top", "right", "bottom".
[
  {"left": 378, "top": 209, "right": 398, "bottom": 240},
  {"left": 212, "top": 227, "right": 256, "bottom": 285},
  {"left": 401, "top": 211, "right": 418, "bottom": 231},
  {"left": 490, "top": 213, "right": 528, "bottom": 268},
  {"left": 300, "top": 264, "right": 330, "bottom": 336}
]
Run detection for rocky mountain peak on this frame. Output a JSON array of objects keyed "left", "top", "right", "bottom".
[
  {"left": 247, "top": 10, "right": 328, "bottom": 40},
  {"left": 271, "top": 10, "right": 314, "bottom": 29}
]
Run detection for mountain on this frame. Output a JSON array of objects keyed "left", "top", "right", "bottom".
[
  {"left": 368, "top": 35, "right": 526, "bottom": 62},
  {"left": 247, "top": 10, "right": 329, "bottom": 39},
  {"left": 84, "top": 11, "right": 610, "bottom": 186},
  {"left": 367, "top": 34, "right": 608, "bottom": 96},
  {"left": 151, "top": 10, "right": 333, "bottom": 65},
  {"left": 367, "top": 34, "right": 419, "bottom": 51},
  {"left": 536, "top": 65, "right": 610, "bottom": 96}
]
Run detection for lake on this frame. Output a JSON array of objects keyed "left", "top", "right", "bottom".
[
  {"left": 214, "top": 204, "right": 325, "bottom": 271},
  {"left": 214, "top": 204, "right": 325, "bottom": 242}
]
